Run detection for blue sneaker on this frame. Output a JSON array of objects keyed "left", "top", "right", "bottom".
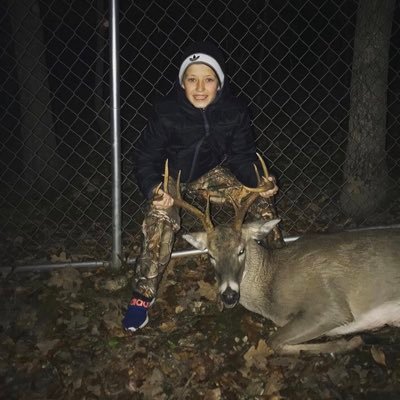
[{"left": 122, "top": 292, "right": 153, "bottom": 332}]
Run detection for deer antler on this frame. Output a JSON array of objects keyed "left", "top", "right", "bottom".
[
  {"left": 162, "top": 160, "right": 214, "bottom": 233},
  {"left": 231, "top": 153, "right": 276, "bottom": 231},
  {"left": 160, "top": 154, "right": 275, "bottom": 233},
  {"left": 242, "top": 153, "right": 274, "bottom": 192}
]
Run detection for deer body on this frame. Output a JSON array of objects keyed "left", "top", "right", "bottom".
[
  {"left": 163, "top": 157, "right": 400, "bottom": 353},
  {"left": 184, "top": 221, "right": 400, "bottom": 354}
]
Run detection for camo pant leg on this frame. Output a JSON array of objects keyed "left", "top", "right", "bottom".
[
  {"left": 134, "top": 179, "right": 180, "bottom": 299},
  {"left": 187, "top": 165, "right": 284, "bottom": 248}
]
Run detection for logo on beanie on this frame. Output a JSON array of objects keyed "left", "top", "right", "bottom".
[{"left": 189, "top": 54, "right": 200, "bottom": 61}]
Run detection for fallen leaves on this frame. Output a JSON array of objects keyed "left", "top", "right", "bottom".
[
  {"left": 159, "top": 320, "right": 178, "bottom": 333},
  {"left": 242, "top": 339, "right": 273, "bottom": 375},
  {"left": 49, "top": 250, "right": 69, "bottom": 263},
  {"left": 204, "top": 387, "right": 222, "bottom": 399},
  {"left": 1, "top": 259, "right": 400, "bottom": 400},
  {"left": 67, "top": 312, "right": 89, "bottom": 330},
  {"left": 15, "top": 305, "right": 38, "bottom": 331},
  {"left": 138, "top": 368, "right": 167, "bottom": 400},
  {"left": 36, "top": 338, "right": 60, "bottom": 355},
  {"left": 197, "top": 280, "right": 217, "bottom": 302},
  {"left": 101, "top": 275, "right": 129, "bottom": 292},
  {"left": 47, "top": 267, "right": 82, "bottom": 291},
  {"left": 370, "top": 345, "right": 387, "bottom": 367},
  {"left": 102, "top": 309, "right": 124, "bottom": 336}
]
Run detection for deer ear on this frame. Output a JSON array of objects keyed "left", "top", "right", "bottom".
[
  {"left": 245, "top": 219, "right": 281, "bottom": 240},
  {"left": 182, "top": 232, "right": 208, "bottom": 250},
  {"left": 260, "top": 219, "right": 281, "bottom": 234}
]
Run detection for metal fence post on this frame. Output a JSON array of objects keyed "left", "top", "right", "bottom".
[
  {"left": 1, "top": 1, "right": 399, "bottom": 270},
  {"left": 109, "top": 0, "right": 121, "bottom": 269}
]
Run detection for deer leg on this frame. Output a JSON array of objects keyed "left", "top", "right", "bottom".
[
  {"left": 269, "top": 306, "right": 355, "bottom": 354},
  {"left": 278, "top": 336, "right": 364, "bottom": 355}
]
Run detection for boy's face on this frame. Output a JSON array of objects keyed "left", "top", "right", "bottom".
[{"left": 181, "top": 63, "right": 219, "bottom": 108}]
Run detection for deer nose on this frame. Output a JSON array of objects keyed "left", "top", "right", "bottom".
[{"left": 221, "top": 287, "right": 240, "bottom": 308}]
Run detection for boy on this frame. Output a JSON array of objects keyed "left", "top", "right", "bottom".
[{"left": 123, "top": 41, "right": 283, "bottom": 332}]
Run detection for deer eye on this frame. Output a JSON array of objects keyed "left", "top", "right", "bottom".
[{"left": 238, "top": 248, "right": 245, "bottom": 256}]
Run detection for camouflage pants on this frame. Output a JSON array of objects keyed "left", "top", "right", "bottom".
[{"left": 134, "top": 165, "right": 284, "bottom": 299}]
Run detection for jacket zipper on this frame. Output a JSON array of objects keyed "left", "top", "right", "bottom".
[{"left": 187, "top": 109, "right": 210, "bottom": 182}]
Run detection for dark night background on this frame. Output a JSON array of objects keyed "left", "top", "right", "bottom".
[
  {"left": 0, "top": 0, "right": 399, "bottom": 265},
  {"left": 1, "top": 2, "right": 400, "bottom": 399}
]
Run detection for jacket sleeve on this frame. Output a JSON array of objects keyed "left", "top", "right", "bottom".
[
  {"left": 133, "top": 107, "right": 168, "bottom": 199},
  {"left": 226, "top": 108, "right": 260, "bottom": 188}
]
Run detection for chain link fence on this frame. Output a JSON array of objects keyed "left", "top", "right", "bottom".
[{"left": 1, "top": 0, "right": 399, "bottom": 269}]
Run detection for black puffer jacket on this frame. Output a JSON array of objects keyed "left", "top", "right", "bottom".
[{"left": 134, "top": 78, "right": 260, "bottom": 200}]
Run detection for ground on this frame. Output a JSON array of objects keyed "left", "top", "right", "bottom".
[{"left": 1, "top": 249, "right": 400, "bottom": 400}]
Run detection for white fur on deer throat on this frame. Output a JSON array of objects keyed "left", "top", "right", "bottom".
[
  {"left": 327, "top": 301, "right": 400, "bottom": 336},
  {"left": 219, "top": 280, "right": 239, "bottom": 294}
]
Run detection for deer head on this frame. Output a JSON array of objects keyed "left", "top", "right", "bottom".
[{"left": 162, "top": 155, "right": 277, "bottom": 308}]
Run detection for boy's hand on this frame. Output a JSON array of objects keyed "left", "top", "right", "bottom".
[
  {"left": 259, "top": 176, "right": 279, "bottom": 198},
  {"left": 152, "top": 188, "right": 174, "bottom": 209}
]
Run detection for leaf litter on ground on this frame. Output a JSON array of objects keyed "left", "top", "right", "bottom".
[{"left": 1, "top": 253, "right": 400, "bottom": 400}]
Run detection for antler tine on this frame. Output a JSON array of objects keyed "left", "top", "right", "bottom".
[
  {"left": 228, "top": 194, "right": 244, "bottom": 232},
  {"left": 231, "top": 192, "right": 260, "bottom": 232},
  {"left": 230, "top": 153, "right": 276, "bottom": 231},
  {"left": 176, "top": 169, "right": 183, "bottom": 200},
  {"left": 163, "top": 159, "right": 169, "bottom": 192},
  {"left": 242, "top": 153, "right": 274, "bottom": 193},
  {"left": 153, "top": 182, "right": 163, "bottom": 200},
  {"left": 163, "top": 160, "right": 214, "bottom": 233},
  {"left": 253, "top": 163, "right": 261, "bottom": 183},
  {"left": 257, "top": 152, "right": 269, "bottom": 178}
]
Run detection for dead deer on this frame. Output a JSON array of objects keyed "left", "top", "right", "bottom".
[{"left": 162, "top": 158, "right": 400, "bottom": 354}]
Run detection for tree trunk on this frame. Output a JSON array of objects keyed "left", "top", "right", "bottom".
[
  {"left": 9, "top": 0, "right": 59, "bottom": 191},
  {"left": 340, "top": 0, "right": 395, "bottom": 218}
]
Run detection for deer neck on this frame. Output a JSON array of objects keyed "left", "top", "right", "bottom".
[{"left": 241, "top": 246, "right": 276, "bottom": 297}]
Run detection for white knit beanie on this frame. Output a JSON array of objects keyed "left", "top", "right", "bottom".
[{"left": 178, "top": 53, "right": 225, "bottom": 88}]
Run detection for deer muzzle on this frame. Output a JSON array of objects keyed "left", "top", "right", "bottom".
[{"left": 220, "top": 286, "right": 240, "bottom": 308}]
